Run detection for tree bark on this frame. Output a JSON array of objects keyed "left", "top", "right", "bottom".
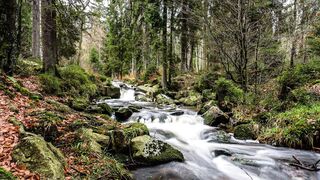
[
  {"left": 32, "top": 0, "right": 41, "bottom": 58},
  {"left": 290, "top": 0, "right": 298, "bottom": 68},
  {"left": 0, "top": 0, "right": 17, "bottom": 75},
  {"left": 180, "top": 0, "right": 188, "bottom": 72},
  {"left": 162, "top": 0, "right": 168, "bottom": 89},
  {"left": 41, "top": 0, "right": 58, "bottom": 74},
  {"left": 168, "top": 0, "right": 174, "bottom": 85}
]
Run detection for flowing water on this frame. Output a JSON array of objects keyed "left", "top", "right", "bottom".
[{"left": 101, "top": 81, "right": 320, "bottom": 180}]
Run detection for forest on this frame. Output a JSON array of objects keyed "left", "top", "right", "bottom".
[{"left": 1, "top": 0, "right": 320, "bottom": 179}]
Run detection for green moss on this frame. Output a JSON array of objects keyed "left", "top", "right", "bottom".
[
  {"left": 60, "top": 65, "right": 97, "bottom": 98},
  {"left": 0, "top": 167, "right": 16, "bottom": 180},
  {"left": 123, "top": 123, "right": 149, "bottom": 141},
  {"left": 234, "top": 123, "right": 257, "bottom": 140},
  {"left": 215, "top": 78, "right": 244, "bottom": 105},
  {"left": 131, "top": 135, "right": 184, "bottom": 166},
  {"left": 70, "top": 98, "right": 90, "bottom": 111},
  {"left": 12, "top": 135, "right": 66, "bottom": 179},
  {"left": 46, "top": 99, "right": 71, "bottom": 113},
  {"left": 28, "top": 111, "right": 64, "bottom": 141},
  {"left": 39, "top": 73, "right": 62, "bottom": 95}
]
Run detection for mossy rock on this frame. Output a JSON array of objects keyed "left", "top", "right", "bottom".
[
  {"left": 203, "top": 106, "right": 230, "bottom": 127},
  {"left": 110, "top": 123, "right": 149, "bottom": 152},
  {"left": 156, "top": 94, "right": 175, "bottom": 105},
  {"left": 70, "top": 98, "right": 90, "bottom": 111},
  {"left": 28, "top": 111, "right": 64, "bottom": 142},
  {"left": 198, "top": 100, "right": 216, "bottom": 115},
  {"left": 234, "top": 124, "right": 257, "bottom": 140},
  {"left": 12, "top": 135, "right": 66, "bottom": 179},
  {"left": 46, "top": 99, "right": 71, "bottom": 113},
  {"left": 178, "top": 92, "right": 202, "bottom": 106},
  {"left": 131, "top": 135, "right": 184, "bottom": 166},
  {"left": 98, "top": 85, "right": 121, "bottom": 98},
  {"left": 86, "top": 103, "right": 113, "bottom": 116},
  {"left": 0, "top": 167, "right": 16, "bottom": 180},
  {"left": 75, "top": 128, "right": 110, "bottom": 154},
  {"left": 115, "top": 107, "right": 133, "bottom": 122}
]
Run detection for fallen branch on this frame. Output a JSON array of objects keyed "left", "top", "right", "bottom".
[{"left": 290, "top": 156, "right": 320, "bottom": 171}]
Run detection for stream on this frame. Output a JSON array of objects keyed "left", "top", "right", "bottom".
[{"left": 101, "top": 81, "right": 320, "bottom": 180}]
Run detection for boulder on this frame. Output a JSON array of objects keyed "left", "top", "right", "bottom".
[
  {"left": 130, "top": 135, "right": 184, "bottom": 165},
  {"left": 99, "top": 85, "right": 121, "bottom": 99},
  {"left": 27, "top": 111, "right": 63, "bottom": 142},
  {"left": 76, "top": 128, "right": 110, "bottom": 154},
  {"left": 213, "top": 149, "right": 232, "bottom": 157},
  {"left": 170, "top": 111, "right": 184, "bottom": 116},
  {"left": 198, "top": 100, "right": 216, "bottom": 115},
  {"left": 70, "top": 98, "right": 90, "bottom": 111},
  {"left": 86, "top": 103, "right": 113, "bottom": 116},
  {"left": 234, "top": 124, "right": 257, "bottom": 140},
  {"left": 156, "top": 94, "right": 175, "bottom": 105},
  {"left": 203, "top": 106, "right": 230, "bottom": 127},
  {"left": 115, "top": 107, "right": 133, "bottom": 121},
  {"left": 110, "top": 123, "right": 149, "bottom": 152},
  {"left": 12, "top": 135, "right": 66, "bottom": 179}
]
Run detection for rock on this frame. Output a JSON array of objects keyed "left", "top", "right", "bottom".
[
  {"left": 110, "top": 123, "right": 149, "bottom": 152},
  {"left": 27, "top": 111, "right": 63, "bottom": 142},
  {"left": 203, "top": 106, "right": 230, "bottom": 127},
  {"left": 131, "top": 135, "right": 184, "bottom": 165},
  {"left": 156, "top": 94, "right": 175, "bottom": 105},
  {"left": 198, "top": 100, "right": 216, "bottom": 115},
  {"left": 86, "top": 103, "right": 113, "bottom": 116},
  {"left": 12, "top": 135, "right": 66, "bottom": 179},
  {"left": 136, "top": 94, "right": 152, "bottom": 102},
  {"left": 170, "top": 111, "right": 184, "bottom": 116},
  {"left": 234, "top": 124, "right": 257, "bottom": 140},
  {"left": 99, "top": 85, "right": 121, "bottom": 99},
  {"left": 76, "top": 128, "right": 110, "bottom": 154},
  {"left": 213, "top": 149, "right": 232, "bottom": 157},
  {"left": 201, "top": 129, "right": 232, "bottom": 143},
  {"left": 128, "top": 105, "right": 142, "bottom": 113},
  {"left": 70, "top": 98, "right": 90, "bottom": 111},
  {"left": 115, "top": 107, "right": 133, "bottom": 121}
]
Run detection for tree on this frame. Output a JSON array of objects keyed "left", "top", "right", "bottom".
[
  {"left": 0, "top": 0, "right": 17, "bottom": 75},
  {"left": 32, "top": 0, "right": 41, "bottom": 58},
  {"left": 42, "top": 0, "right": 58, "bottom": 74},
  {"left": 162, "top": 0, "right": 168, "bottom": 89}
]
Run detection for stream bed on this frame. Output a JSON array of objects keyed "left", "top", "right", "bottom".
[{"left": 101, "top": 81, "right": 320, "bottom": 180}]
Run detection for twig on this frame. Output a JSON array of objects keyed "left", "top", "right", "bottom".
[
  {"left": 293, "top": 155, "right": 304, "bottom": 166},
  {"left": 239, "top": 167, "right": 253, "bottom": 180}
]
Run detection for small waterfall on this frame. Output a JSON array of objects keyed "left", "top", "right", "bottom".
[{"left": 112, "top": 81, "right": 136, "bottom": 101}]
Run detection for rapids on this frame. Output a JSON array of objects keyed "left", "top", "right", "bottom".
[{"left": 100, "top": 81, "right": 320, "bottom": 180}]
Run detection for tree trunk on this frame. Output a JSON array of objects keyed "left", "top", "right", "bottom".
[
  {"left": 42, "top": 0, "right": 58, "bottom": 74},
  {"left": 189, "top": 40, "right": 195, "bottom": 72},
  {"left": 162, "top": 0, "right": 168, "bottom": 89},
  {"left": 17, "top": 0, "right": 23, "bottom": 55},
  {"left": 168, "top": 1, "right": 174, "bottom": 85},
  {"left": 290, "top": 0, "right": 298, "bottom": 68},
  {"left": 0, "top": 0, "right": 17, "bottom": 75},
  {"left": 180, "top": 0, "right": 188, "bottom": 73},
  {"left": 32, "top": 0, "right": 41, "bottom": 58}
]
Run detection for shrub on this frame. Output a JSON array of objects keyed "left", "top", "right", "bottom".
[
  {"left": 143, "top": 65, "right": 159, "bottom": 83},
  {"left": 195, "top": 71, "right": 221, "bottom": 91},
  {"left": 40, "top": 65, "right": 98, "bottom": 98},
  {"left": 39, "top": 73, "right": 62, "bottom": 95},
  {"left": 215, "top": 78, "right": 244, "bottom": 106},
  {"left": 89, "top": 48, "right": 99, "bottom": 63},
  {"left": 260, "top": 103, "right": 320, "bottom": 149},
  {"left": 278, "top": 60, "right": 320, "bottom": 100},
  {"left": 60, "top": 65, "right": 97, "bottom": 97}
]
